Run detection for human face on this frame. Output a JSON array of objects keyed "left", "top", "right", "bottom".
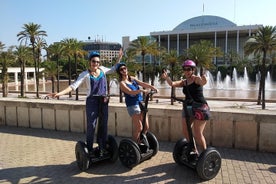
[
  {"left": 183, "top": 67, "right": 193, "bottom": 78},
  {"left": 119, "top": 66, "right": 128, "bottom": 75},
  {"left": 89, "top": 57, "right": 100, "bottom": 68},
  {"left": 183, "top": 67, "right": 192, "bottom": 72}
]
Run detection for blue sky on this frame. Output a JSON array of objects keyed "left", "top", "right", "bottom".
[{"left": 1, "top": 0, "right": 275, "bottom": 49}]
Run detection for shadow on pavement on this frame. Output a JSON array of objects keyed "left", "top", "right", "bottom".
[{"left": 0, "top": 161, "right": 203, "bottom": 184}]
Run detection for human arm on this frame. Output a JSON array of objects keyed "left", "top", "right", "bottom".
[
  {"left": 119, "top": 80, "right": 148, "bottom": 96},
  {"left": 102, "top": 48, "right": 123, "bottom": 74},
  {"left": 133, "top": 77, "right": 158, "bottom": 92},
  {"left": 161, "top": 70, "right": 183, "bottom": 87},
  {"left": 195, "top": 75, "right": 207, "bottom": 86},
  {"left": 55, "top": 86, "right": 73, "bottom": 98},
  {"left": 47, "top": 86, "right": 73, "bottom": 98},
  {"left": 48, "top": 71, "right": 88, "bottom": 98}
]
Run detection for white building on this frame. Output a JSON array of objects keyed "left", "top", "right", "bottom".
[{"left": 150, "top": 15, "right": 262, "bottom": 65}]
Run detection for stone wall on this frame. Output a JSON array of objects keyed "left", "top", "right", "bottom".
[{"left": 0, "top": 98, "right": 275, "bottom": 153}]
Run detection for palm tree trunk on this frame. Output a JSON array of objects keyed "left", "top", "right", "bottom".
[
  {"left": 31, "top": 44, "right": 39, "bottom": 98},
  {"left": 257, "top": 78, "right": 262, "bottom": 105},
  {"left": 170, "top": 64, "right": 175, "bottom": 105},
  {"left": 261, "top": 53, "right": 267, "bottom": 109},
  {"left": 51, "top": 76, "right": 55, "bottom": 93},
  {"left": 20, "top": 61, "right": 25, "bottom": 97},
  {"left": 68, "top": 56, "right": 72, "bottom": 98},
  {"left": 56, "top": 58, "right": 60, "bottom": 100},
  {"left": 142, "top": 54, "right": 145, "bottom": 82},
  {"left": 171, "top": 87, "right": 175, "bottom": 105},
  {"left": 2, "top": 60, "right": 8, "bottom": 97},
  {"left": 74, "top": 54, "right": 79, "bottom": 100},
  {"left": 150, "top": 57, "right": 156, "bottom": 101}
]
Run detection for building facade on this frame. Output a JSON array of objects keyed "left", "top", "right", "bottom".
[
  {"left": 82, "top": 41, "right": 121, "bottom": 63},
  {"left": 150, "top": 15, "right": 262, "bottom": 65}
]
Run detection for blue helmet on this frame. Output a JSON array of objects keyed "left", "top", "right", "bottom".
[
  {"left": 88, "top": 51, "right": 100, "bottom": 60},
  {"left": 116, "top": 62, "right": 126, "bottom": 73}
]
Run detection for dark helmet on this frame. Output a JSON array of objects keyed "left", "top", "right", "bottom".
[
  {"left": 182, "top": 59, "right": 196, "bottom": 68},
  {"left": 116, "top": 62, "right": 126, "bottom": 73},
  {"left": 88, "top": 51, "right": 100, "bottom": 60}
]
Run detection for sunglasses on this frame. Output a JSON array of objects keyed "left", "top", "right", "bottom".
[
  {"left": 183, "top": 67, "right": 192, "bottom": 71},
  {"left": 120, "top": 67, "right": 127, "bottom": 71},
  {"left": 91, "top": 60, "right": 100, "bottom": 64}
]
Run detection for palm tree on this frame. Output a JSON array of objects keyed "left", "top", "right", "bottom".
[
  {"left": 128, "top": 36, "right": 159, "bottom": 82},
  {"left": 47, "top": 42, "right": 65, "bottom": 95},
  {"left": 14, "top": 45, "right": 32, "bottom": 97},
  {"left": 34, "top": 37, "right": 47, "bottom": 91},
  {"left": 0, "top": 41, "right": 4, "bottom": 51},
  {"left": 244, "top": 25, "right": 276, "bottom": 109},
  {"left": 61, "top": 38, "right": 75, "bottom": 98},
  {"left": 70, "top": 39, "right": 86, "bottom": 100},
  {"left": 17, "top": 22, "right": 47, "bottom": 98},
  {"left": 42, "top": 61, "right": 57, "bottom": 93},
  {"left": 0, "top": 46, "right": 15, "bottom": 97},
  {"left": 185, "top": 40, "right": 222, "bottom": 75},
  {"left": 162, "top": 49, "right": 181, "bottom": 105}
]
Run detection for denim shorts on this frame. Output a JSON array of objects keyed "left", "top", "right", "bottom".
[{"left": 127, "top": 105, "right": 141, "bottom": 116}]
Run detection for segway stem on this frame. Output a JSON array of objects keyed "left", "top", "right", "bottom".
[
  {"left": 171, "top": 96, "right": 195, "bottom": 151},
  {"left": 140, "top": 90, "right": 156, "bottom": 138}
]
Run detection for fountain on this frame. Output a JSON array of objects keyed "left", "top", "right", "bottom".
[
  {"left": 212, "top": 67, "right": 250, "bottom": 90},
  {"left": 6, "top": 67, "right": 276, "bottom": 100}
]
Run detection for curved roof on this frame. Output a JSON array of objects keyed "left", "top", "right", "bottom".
[{"left": 173, "top": 15, "right": 237, "bottom": 31}]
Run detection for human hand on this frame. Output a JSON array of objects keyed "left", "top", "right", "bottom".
[
  {"left": 47, "top": 93, "right": 58, "bottom": 99},
  {"left": 118, "top": 48, "right": 123, "bottom": 60},
  {"left": 151, "top": 87, "right": 159, "bottom": 93},
  {"left": 161, "top": 68, "right": 168, "bottom": 79}
]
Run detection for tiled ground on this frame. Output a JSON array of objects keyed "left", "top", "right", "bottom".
[{"left": 0, "top": 126, "right": 275, "bottom": 184}]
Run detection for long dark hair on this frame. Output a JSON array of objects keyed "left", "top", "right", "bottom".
[{"left": 118, "top": 71, "right": 132, "bottom": 82}]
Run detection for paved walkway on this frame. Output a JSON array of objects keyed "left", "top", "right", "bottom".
[{"left": 0, "top": 126, "right": 275, "bottom": 184}]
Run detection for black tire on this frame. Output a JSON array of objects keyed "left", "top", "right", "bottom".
[
  {"left": 196, "top": 147, "right": 222, "bottom": 181},
  {"left": 106, "top": 135, "right": 118, "bottom": 162},
  {"left": 146, "top": 132, "right": 159, "bottom": 157},
  {"left": 118, "top": 139, "right": 141, "bottom": 168},
  {"left": 75, "top": 141, "right": 90, "bottom": 171},
  {"left": 173, "top": 138, "right": 190, "bottom": 165}
]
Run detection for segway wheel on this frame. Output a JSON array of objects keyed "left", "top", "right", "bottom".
[
  {"left": 106, "top": 135, "right": 119, "bottom": 162},
  {"left": 118, "top": 139, "right": 141, "bottom": 168},
  {"left": 173, "top": 138, "right": 189, "bottom": 165},
  {"left": 196, "top": 147, "right": 222, "bottom": 180},
  {"left": 75, "top": 141, "right": 90, "bottom": 171},
  {"left": 146, "top": 132, "right": 159, "bottom": 157}
]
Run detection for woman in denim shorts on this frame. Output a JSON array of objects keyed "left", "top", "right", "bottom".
[{"left": 116, "top": 63, "right": 158, "bottom": 143}]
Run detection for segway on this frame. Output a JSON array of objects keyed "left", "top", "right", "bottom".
[
  {"left": 118, "top": 90, "right": 159, "bottom": 168},
  {"left": 75, "top": 95, "right": 118, "bottom": 171},
  {"left": 172, "top": 96, "right": 221, "bottom": 180}
]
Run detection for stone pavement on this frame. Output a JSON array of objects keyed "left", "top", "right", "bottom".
[{"left": 0, "top": 126, "right": 275, "bottom": 184}]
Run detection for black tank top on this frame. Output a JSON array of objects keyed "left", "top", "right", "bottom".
[{"left": 182, "top": 81, "right": 207, "bottom": 105}]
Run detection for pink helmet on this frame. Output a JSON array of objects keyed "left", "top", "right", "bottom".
[{"left": 182, "top": 59, "right": 196, "bottom": 68}]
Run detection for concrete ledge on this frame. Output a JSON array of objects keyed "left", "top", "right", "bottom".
[{"left": 0, "top": 97, "right": 275, "bottom": 153}]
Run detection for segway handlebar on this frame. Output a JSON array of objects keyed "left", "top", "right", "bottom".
[
  {"left": 171, "top": 95, "right": 187, "bottom": 105},
  {"left": 91, "top": 94, "right": 115, "bottom": 97}
]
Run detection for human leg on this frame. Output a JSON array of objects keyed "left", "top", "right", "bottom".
[
  {"left": 193, "top": 120, "right": 207, "bottom": 152},
  {"left": 132, "top": 113, "right": 143, "bottom": 143},
  {"left": 142, "top": 112, "right": 149, "bottom": 134},
  {"left": 181, "top": 117, "right": 190, "bottom": 142},
  {"left": 86, "top": 99, "right": 99, "bottom": 152},
  {"left": 181, "top": 105, "right": 194, "bottom": 142},
  {"left": 97, "top": 101, "right": 108, "bottom": 151}
]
